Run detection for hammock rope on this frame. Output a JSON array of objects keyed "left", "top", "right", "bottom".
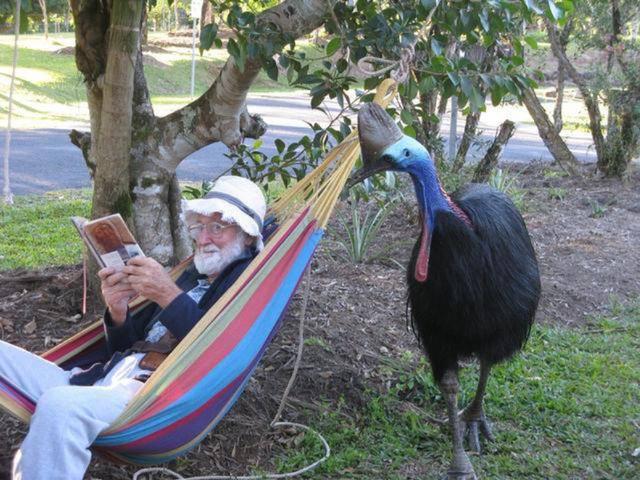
[{"left": 0, "top": 79, "right": 398, "bottom": 471}]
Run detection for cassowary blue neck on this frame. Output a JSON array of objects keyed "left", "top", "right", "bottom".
[{"left": 407, "top": 162, "right": 452, "bottom": 220}]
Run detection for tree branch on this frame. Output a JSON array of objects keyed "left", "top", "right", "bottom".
[
  {"left": 69, "top": 129, "right": 95, "bottom": 177},
  {"left": 153, "top": 0, "right": 331, "bottom": 169}
]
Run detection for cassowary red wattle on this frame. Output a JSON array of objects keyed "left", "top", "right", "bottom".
[{"left": 352, "top": 103, "right": 541, "bottom": 480}]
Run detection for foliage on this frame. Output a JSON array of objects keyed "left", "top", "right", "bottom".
[
  {"left": 275, "top": 301, "right": 640, "bottom": 478},
  {"left": 488, "top": 167, "right": 525, "bottom": 210},
  {"left": 181, "top": 180, "right": 213, "bottom": 199},
  {"left": 547, "top": 186, "right": 566, "bottom": 201},
  {"left": 197, "top": 0, "right": 573, "bottom": 184},
  {"left": 0, "top": 190, "right": 91, "bottom": 270},
  {"left": 336, "top": 194, "right": 393, "bottom": 264}
]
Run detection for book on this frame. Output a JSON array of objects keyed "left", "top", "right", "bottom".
[{"left": 71, "top": 214, "right": 145, "bottom": 269}]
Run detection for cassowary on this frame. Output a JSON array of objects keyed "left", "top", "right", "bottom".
[{"left": 351, "top": 104, "right": 541, "bottom": 480}]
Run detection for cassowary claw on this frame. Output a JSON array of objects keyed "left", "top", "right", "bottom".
[{"left": 460, "top": 410, "right": 495, "bottom": 453}]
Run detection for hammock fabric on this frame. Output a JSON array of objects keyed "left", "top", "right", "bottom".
[{"left": 0, "top": 80, "right": 397, "bottom": 465}]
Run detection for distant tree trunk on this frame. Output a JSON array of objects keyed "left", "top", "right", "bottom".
[
  {"left": 545, "top": 18, "right": 606, "bottom": 172},
  {"left": 201, "top": 0, "right": 213, "bottom": 25},
  {"left": 174, "top": 0, "right": 180, "bottom": 31},
  {"left": 3, "top": 0, "right": 20, "bottom": 205},
  {"left": 553, "top": 20, "right": 573, "bottom": 133},
  {"left": 553, "top": 67, "right": 565, "bottom": 132},
  {"left": 472, "top": 120, "right": 515, "bottom": 183},
  {"left": 453, "top": 111, "right": 480, "bottom": 173},
  {"left": 37, "top": 0, "right": 49, "bottom": 40},
  {"left": 521, "top": 88, "right": 580, "bottom": 175},
  {"left": 141, "top": 7, "right": 148, "bottom": 46}
]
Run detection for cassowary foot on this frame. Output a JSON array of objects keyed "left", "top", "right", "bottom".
[
  {"left": 445, "top": 451, "right": 477, "bottom": 480},
  {"left": 460, "top": 408, "right": 495, "bottom": 453}
]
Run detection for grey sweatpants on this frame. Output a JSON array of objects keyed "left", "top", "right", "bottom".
[{"left": 0, "top": 340, "right": 143, "bottom": 480}]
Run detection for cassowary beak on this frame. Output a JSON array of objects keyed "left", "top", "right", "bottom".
[{"left": 348, "top": 103, "right": 404, "bottom": 188}]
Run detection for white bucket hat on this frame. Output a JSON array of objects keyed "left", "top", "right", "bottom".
[{"left": 181, "top": 176, "right": 267, "bottom": 251}]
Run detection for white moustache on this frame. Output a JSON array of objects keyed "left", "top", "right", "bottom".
[{"left": 198, "top": 245, "right": 220, "bottom": 255}]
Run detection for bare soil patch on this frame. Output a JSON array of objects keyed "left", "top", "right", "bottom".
[{"left": 0, "top": 165, "right": 637, "bottom": 479}]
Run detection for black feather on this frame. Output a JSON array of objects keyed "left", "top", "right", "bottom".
[{"left": 407, "top": 183, "right": 541, "bottom": 382}]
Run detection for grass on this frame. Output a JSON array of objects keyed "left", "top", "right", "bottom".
[
  {"left": 275, "top": 303, "right": 640, "bottom": 479},
  {"left": 0, "top": 189, "right": 91, "bottom": 270},
  {"left": 0, "top": 33, "right": 323, "bottom": 128}
]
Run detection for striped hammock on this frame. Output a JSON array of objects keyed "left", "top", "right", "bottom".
[{"left": 0, "top": 80, "right": 397, "bottom": 465}]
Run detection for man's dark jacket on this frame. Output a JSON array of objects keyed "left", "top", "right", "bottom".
[{"left": 69, "top": 248, "right": 255, "bottom": 386}]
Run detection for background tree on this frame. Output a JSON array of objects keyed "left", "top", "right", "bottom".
[
  {"left": 545, "top": 0, "right": 640, "bottom": 176},
  {"left": 68, "top": 0, "right": 572, "bottom": 266}
]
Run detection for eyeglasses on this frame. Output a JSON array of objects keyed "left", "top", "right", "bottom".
[{"left": 188, "top": 222, "right": 236, "bottom": 239}]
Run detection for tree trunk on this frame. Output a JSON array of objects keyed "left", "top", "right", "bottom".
[
  {"left": 521, "top": 88, "right": 580, "bottom": 175},
  {"left": 545, "top": 17, "right": 606, "bottom": 172},
  {"left": 201, "top": 0, "right": 213, "bottom": 25},
  {"left": 173, "top": 0, "right": 180, "bottom": 31},
  {"left": 553, "top": 66, "right": 564, "bottom": 132},
  {"left": 472, "top": 120, "right": 515, "bottom": 183},
  {"left": 453, "top": 111, "right": 480, "bottom": 172},
  {"left": 38, "top": 0, "right": 48, "bottom": 40},
  {"left": 553, "top": 19, "right": 573, "bottom": 133},
  {"left": 3, "top": 0, "right": 20, "bottom": 205},
  {"left": 91, "top": 0, "right": 143, "bottom": 222}
]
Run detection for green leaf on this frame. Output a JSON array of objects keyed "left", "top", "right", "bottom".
[
  {"left": 275, "top": 139, "right": 285, "bottom": 154},
  {"left": 264, "top": 58, "right": 279, "bottom": 81},
  {"left": 430, "top": 38, "right": 443, "bottom": 56},
  {"left": 326, "top": 37, "right": 342, "bottom": 57},
  {"left": 524, "top": 0, "right": 544, "bottom": 14},
  {"left": 403, "top": 125, "right": 417, "bottom": 138},
  {"left": 400, "top": 109, "right": 413, "bottom": 125},
  {"left": 479, "top": 9, "right": 490, "bottom": 32},
  {"left": 199, "top": 23, "right": 218, "bottom": 52},
  {"left": 547, "top": 0, "right": 562, "bottom": 19},
  {"left": 524, "top": 35, "right": 538, "bottom": 49}
]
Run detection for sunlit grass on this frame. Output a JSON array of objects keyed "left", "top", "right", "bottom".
[{"left": 0, "top": 189, "right": 91, "bottom": 270}]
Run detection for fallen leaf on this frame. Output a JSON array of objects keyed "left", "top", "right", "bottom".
[
  {"left": 64, "top": 314, "right": 82, "bottom": 323},
  {"left": 24, "top": 320, "right": 37, "bottom": 334}
]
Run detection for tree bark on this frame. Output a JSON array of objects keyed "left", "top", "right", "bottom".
[
  {"left": 173, "top": 0, "right": 180, "bottom": 31},
  {"left": 472, "top": 120, "right": 515, "bottom": 183},
  {"left": 37, "top": 0, "right": 49, "bottom": 40},
  {"left": 553, "top": 67, "right": 564, "bottom": 133},
  {"left": 545, "top": 17, "right": 606, "bottom": 170},
  {"left": 521, "top": 88, "right": 580, "bottom": 175},
  {"left": 553, "top": 18, "right": 573, "bottom": 134},
  {"left": 453, "top": 111, "right": 480, "bottom": 172},
  {"left": 91, "top": 0, "right": 143, "bottom": 222}
]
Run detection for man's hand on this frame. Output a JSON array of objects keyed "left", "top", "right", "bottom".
[
  {"left": 123, "top": 257, "right": 182, "bottom": 309},
  {"left": 99, "top": 267, "right": 137, "bottom": 326}
]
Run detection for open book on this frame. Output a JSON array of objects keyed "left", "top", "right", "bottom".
[{"left": 71, "top": 214, "right": 145, "bottom": 269}]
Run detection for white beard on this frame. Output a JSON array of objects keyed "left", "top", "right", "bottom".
[{"left": 194, "top": 233, "right": 245, "bottom": 276}]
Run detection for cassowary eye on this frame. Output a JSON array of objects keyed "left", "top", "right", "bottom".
[{"left": 403, "top": 149, "right": 410, "bottom": 157}]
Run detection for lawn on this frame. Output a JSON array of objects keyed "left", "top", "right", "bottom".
[
  {"left": 274, "top": 301, "right": 639, "bottom": 479},
  {"left": 0, "top": 32, "right": 324, "bottom": 128}
]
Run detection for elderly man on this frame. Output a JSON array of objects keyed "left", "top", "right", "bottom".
[{"left": 0, "top": 176, "right": 266, "bottom": 480}]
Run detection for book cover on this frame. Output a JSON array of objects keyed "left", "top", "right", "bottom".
[{"left": 71, "top": 214, "right": 145, "bottom": 269}]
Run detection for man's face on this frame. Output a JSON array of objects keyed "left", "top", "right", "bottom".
[{"left": 191, "top": 213, "right": 252, "bottom": 276}]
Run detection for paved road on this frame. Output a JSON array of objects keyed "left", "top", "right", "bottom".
[{"left": 1, "top": 94, "right": 596, "bottom": 195}]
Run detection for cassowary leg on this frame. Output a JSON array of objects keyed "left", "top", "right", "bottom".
[
  {"left": 460, "top": 360, "right": 495, "bottom": 452},
  {"left": 439, "top": 370, "right": 477, "bottom": 480}
]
